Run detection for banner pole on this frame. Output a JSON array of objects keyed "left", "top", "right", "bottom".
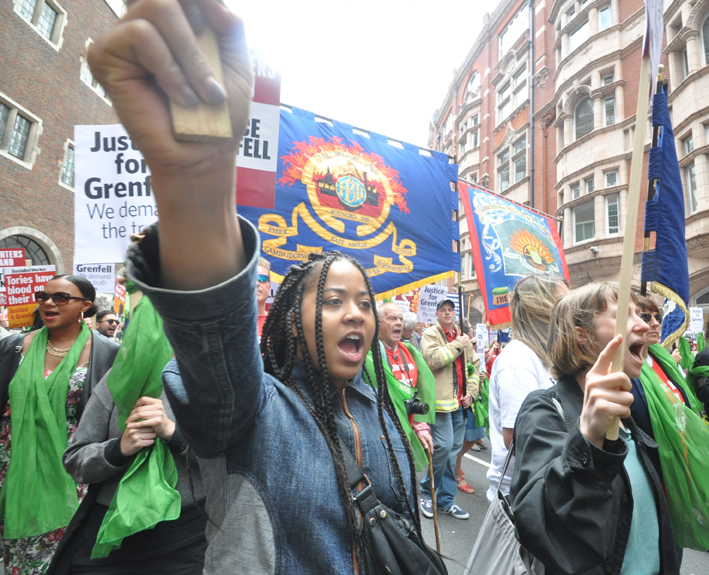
[
  {"left": 607, "top": 55, "right": 652, "bottom": 441},
  {"left": 640, "top": 65, "right": 667, "bottom": 296}
]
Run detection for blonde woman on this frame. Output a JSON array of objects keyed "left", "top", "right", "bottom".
[
  {"left": 509, "top": 283, "right": 678, "bottom": 575},
  {"left": 486, "top": 274, "right": 568, "bottom": 501}
]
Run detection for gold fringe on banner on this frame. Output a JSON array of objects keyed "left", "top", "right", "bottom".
[{"left": 651, "top": 281, "right": 690, "bottom": 349}]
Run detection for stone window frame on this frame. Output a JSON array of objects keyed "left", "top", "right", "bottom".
[
  {"left": 574, "top": 96, "right": 594, "bottom": 140},
  {"left": 702, "top": 12, "right": 709, "bottom": 66},
  {"left": 597, "top": 4, "right": 612, "bottom": 32},
  {"left": 682, "top": 132, "right": 694, "bottom": 156},
  {"left": 604, "top": 169, "right": 619, "bottom": 187},
  {"left": 605, "top": 193, "right": 620, "bottom": 236},
  {"left": 58, "top": 138, "right": 74, "bottom": 191},
  {"left": 79, "top": 39, "right": 112, "bottom": 105},
  {"left": 573, "top": 199, "right": 596, "bottom": 244},
  {"left": 604, "top": 94, "right": 616, "bottom": 126},
  {"left": 571, "top": 181, "right": 581, "bottom": 200},
  {"left": 684, "top": 162, "right": 698, "bottom": 214},
  {"left": 0, "top": 91, "right": 42, "bottom": 169},
  {"left": 585, "top": 176, "right": 595, "bottom": 195},
  {"left": 12, "top": 0, "right": 68, "bottom": 51}
]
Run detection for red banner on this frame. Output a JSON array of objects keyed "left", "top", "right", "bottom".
[{"left": 4, "top": 265, "right": 56, "bottom": 328}]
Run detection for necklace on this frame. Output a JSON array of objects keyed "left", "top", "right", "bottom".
[{"left": 46, "top": 340, "right": 71, "bottom": 357}]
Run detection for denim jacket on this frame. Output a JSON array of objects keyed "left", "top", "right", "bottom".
[{"left": 126, "top": 216, "right": 412, "bottom": 575}]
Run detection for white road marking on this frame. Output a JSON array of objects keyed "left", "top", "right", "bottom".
[{"left": 464, "top": 453, "right": 491, "bottom": 468}]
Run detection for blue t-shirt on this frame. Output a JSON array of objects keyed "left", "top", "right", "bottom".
[{"left": 619, "top": 425, "right": 660, "bottom": 575}]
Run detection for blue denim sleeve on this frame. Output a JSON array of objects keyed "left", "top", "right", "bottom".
[{"left": 125, "top": 215, "right": 266, "bottom": 458}]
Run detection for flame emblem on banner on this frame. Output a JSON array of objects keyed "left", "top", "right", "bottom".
[
  {"left": 258, "top": 137, "right": 416, "bottom": 277},
  {"left": 509, "top": 229, "right": 555, "bottom": 271}
]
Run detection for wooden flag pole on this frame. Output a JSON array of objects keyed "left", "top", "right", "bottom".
[
  {"left": 607, "top": 55, "right": 652, "bottom": 441},
  {"left": 170, "top": 27, "right": 232, "bottom": 143}
]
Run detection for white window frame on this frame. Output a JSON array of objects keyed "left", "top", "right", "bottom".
[
  {"left": 604, "top": 95, "right": 616, "bottom": 126},
  {"left": 58, "top": 139, "right": 74, "bottom": 191},
  {"left": 472, "top": 129, "right": 479, "bottom": 148},
  {"left": 467, "top": 71, "right": 480, "bottom": 95},
  {"left": 459, "top": 140, "right": 467, "bottom": 157},
  {"left": 79, "top": 39, "right": 112, "bottom": 104},
  {"left": 598, "top": 5, "right": 612, "bottom": 31},
  {"left": 499, "top": 5, "right": 530, "bottom": 57},
  {"left": 605, "top": 193, "right": 620, "bottom": 235},
  {"left": 512, "top": 67, "right": 528, "bottom": 110},
  {"left": 0, "top": 92, "right": 42, "bottom": 169},
  {"left": 702, "top": 13, "right": 709, "bottom": 66},
  {"left": 498, "top": 148, "right": 510, "bottom": 192},
  {"left": 12, "top": 0, "right": 67, "bottom": 49},
  {"left": 686, "top": 163, "right": 698, "bottom": 214},
  {"left": 681, "top": 47, "right": 690, "bottom": 80},
  {"left": 604, "top": 170, "right": 618, "bottom": 187},
  {"left": 574, "top": 96, "right": 594, "bottom": 140},
  {"left": 585, "top": 177, "right": 595, "bottom": 195},
  {"left": 573, "top": 200, "right": 595, "bottom": 243},
  {"left": 512, "top": 136, "right": 527, "bottom": 184},
  {"left": 498, "top": 81, "right": 512, "bottom": 123},
  {"left": 572, "top": 182, "right": 581, "bottom": 199},
  {"left": 569, "top": 19, "right": 590, "bottom": 53},
  {"left": 683, "top": 134, "right": 694, "bottom": 156}
]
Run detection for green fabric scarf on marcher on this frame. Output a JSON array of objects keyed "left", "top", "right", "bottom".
[
  {"left": 640, "top": 351, "right": 709, "bottom": 550},
  {"left": 363, "top": 342, "right": 436, "bottom": 471},
  {"left": 92, "top": 294, "right": 179, "bottom": 558},
  {"left": 0, "top": 323, "right": 89, "bottom": 539},
  {"left": 474, "top": 373, "right": 489, "bottom": 437}
]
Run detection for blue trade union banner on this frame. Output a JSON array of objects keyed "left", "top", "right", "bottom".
[{"left": 240, "top": 106, "right": 460, "bottom": 298}]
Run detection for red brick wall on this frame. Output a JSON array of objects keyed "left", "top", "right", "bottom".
[{"left": 0, "top": 0, "right": 119, "bottom": 270}]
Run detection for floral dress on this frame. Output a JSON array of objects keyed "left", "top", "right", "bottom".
[{"left": 0, "top": 364, "right": 89, "bottom": 575}]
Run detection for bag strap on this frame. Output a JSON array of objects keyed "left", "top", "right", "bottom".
[
  {"left": 501, "top": 394, "right": 566, "bottom": 497},
  {"left": 338, "top": 438, "right": 380, "bottom": 516}
]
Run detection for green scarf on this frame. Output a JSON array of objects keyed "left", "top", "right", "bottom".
[
  {"left": 677, "top": 336, "right": 694, "bottom": 371},
  {"left": 92, "top": 295, "right": 179, "bottom": 558},
  {"left": 697, "top": 334, "right": 705, "bottom": 353},
  {"left": 474, "top": 374, "right": 489, "bottom": 434},
  {"left": 364, "top": 342, "right": 436, "bottom": 471},
  {"left": 639, "top": 358, "right": 709, "bottom": 549},
  {"left": 649, "top": 344, "right": 701, "bottom": 414},
  {"left": 0, "top": 324, "right": 89, "bottom": 539}
]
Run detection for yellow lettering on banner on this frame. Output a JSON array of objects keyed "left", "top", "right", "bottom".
[
  {"left": 258, "top": 203, "right": 417, "bottom": 273},
  {"left": 8, "top": 303, "right": 36, "bottom": 329}
]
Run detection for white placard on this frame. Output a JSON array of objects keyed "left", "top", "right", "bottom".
[
  {"left": 475, "top": 323, "right": 488, "bottom": 357},
  {"left": 73, "top": 263, "right": 116, "bottom": 293},
  {"left": 689, "top": 307, "right": 704, "bottom": 334},
  {"left": 395, "top": 299, "right": 411, "bottom": 314},
  {"left": 74, "top": 124, "right": 157, "bottom": 265},
  {"left": 416, "top": 285, "right": 448, "bottom": 324}
]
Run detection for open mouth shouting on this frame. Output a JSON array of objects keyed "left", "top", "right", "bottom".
[
  {"left": 627, "top": 339, "right": 646, "bottom": 373},
  {"left": 338, "top": 332, "right": 364, "bottom": 363}
]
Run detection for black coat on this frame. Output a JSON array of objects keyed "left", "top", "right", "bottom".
[
  {"left": 509, "top": 375, "right": 679, "bottom": 575},
  {"left": 0, "top": 330, "right": 119, "bottom": 420}
]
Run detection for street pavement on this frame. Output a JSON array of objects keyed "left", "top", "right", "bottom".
[{"left": 417, "top": 439, "right": 709, "bottom": 575}]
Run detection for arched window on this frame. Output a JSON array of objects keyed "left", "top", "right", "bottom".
[
  {"left": 574, "top": 96, "right": 594, "bottom": 140},
  {"left": 0, "top": 235, "right": 50, "bottom": 266},
  {"left": 467, "top": 71, "right": 480, "bottom": 95},
  {"left": 702, "top": 14, "right": 709, "bottom": 65}
]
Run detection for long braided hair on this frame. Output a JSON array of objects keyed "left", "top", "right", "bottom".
[{"left": 259, "top": 251, "right": 425, "bottom": 569}]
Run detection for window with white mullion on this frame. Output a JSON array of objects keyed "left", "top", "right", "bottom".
[
  {"left": 36, "top": 2, "right": 57, "bottom": 40},
  {"left": 512, "top": 137, "right": 526, "bottom": 183},
  {"left": 574, "top": 200, "right": 595, "bottom": 242},
  {"left": 14, "top": 0, "right": 37, "bottom": 21},
  {"left": 8, "top": 115, "right": 31, "bottom": 159},
  {"left": 686, "top": 163, "right": 698, "bottom": 214},
  {"left": 0, "top": 104, "right": 9, "bottom": 145},
  {"left": 572, "top": 183, "right": 580, "bottom": 199},
  {"left": 604, "top": 95, "right": 615, "bottom": 126},
  {"left": 60, "top": 144, "right": 74, "bottom": 187},
  {"left": 606, "top": 194, "right": 619, "bottom": 235},
  {"left": 498, "top": 149, "right": 510, "bottom": 192}
]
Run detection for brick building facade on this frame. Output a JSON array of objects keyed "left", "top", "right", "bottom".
[
  {"left": 0, "top": 0, "right": 121, "bottom": 274},
  {"left": 431, "top": 0, "right": 709, "bottom": 323}
]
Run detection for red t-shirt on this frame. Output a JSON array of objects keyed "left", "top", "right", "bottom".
[
  {"left": 650, "top": 357, "right": 685, "bottom": 405},
  {"left": 257, "top": 314, "right": 268, "bottom": 339},
  {"left": 385, "top": 343, "right": 419, "bottom": 426},
  {"left": 384, "top": 343, "right": 418, "bottom": 389},
  {"left": 442, "top": 327, "right": 466, "bottom": 402}
]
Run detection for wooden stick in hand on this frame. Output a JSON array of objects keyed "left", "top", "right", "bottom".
[{"left": 170, "top": 27, "right": 232, "bottom": 142}]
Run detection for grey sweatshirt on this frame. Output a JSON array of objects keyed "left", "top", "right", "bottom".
[{"left": 64, "top": 372, "right": 205, "bottom": 507}]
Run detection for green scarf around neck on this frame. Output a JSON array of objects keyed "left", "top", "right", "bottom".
[
  {"left": 364, "top": 342, "right": 436, "bottom": 471},
  {"left": 649, "top": 344, "right": 701, "bottom": 413},
  {"left": 0, "top": 323, "right": 90, "bottom": 539},
  {"left": 92, "top": 295, "right": 179, "bottom": 558},
  {"left": 639, "top": 356, "right": 709, "bottom": 549}
]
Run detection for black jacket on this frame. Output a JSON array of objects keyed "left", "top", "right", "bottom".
[
  {"left": 692, "top": 349, "right": 709, "bottom": 413},
  {"left": 0, "top": 330, "right": 119, "bottom": 420},
  {"left": 509, "top": 375, "right": 679, "bottom": 575}
]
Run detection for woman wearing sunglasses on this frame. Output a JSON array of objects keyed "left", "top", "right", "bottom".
[{"left": 0, "top": 275, "right": 119, "bottom": 575}]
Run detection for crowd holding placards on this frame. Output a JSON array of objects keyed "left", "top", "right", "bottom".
[{"left": 1, "top": 2, "right": 709, "bottom": 574}]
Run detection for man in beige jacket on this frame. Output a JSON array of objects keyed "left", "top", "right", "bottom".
[{"left": 418, "top": 299, "right": 479, "bottom": 520}]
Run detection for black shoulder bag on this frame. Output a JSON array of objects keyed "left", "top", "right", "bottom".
[{"left": 338, "top": 439, "right": 448, "bottom": 575}]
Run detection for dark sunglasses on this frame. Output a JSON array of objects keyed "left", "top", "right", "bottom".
[
  {"left": 101, "top": 319, "right": 120, "bottom": 325},
  {"left": 257, "top": 274, "right": 270, "bottom": 283},
  {"left": 640, "top": 312, "right": 662, "bottom": 325},
  {"left": 35, "top": 291, "right": 88, "bottom": 306}
]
